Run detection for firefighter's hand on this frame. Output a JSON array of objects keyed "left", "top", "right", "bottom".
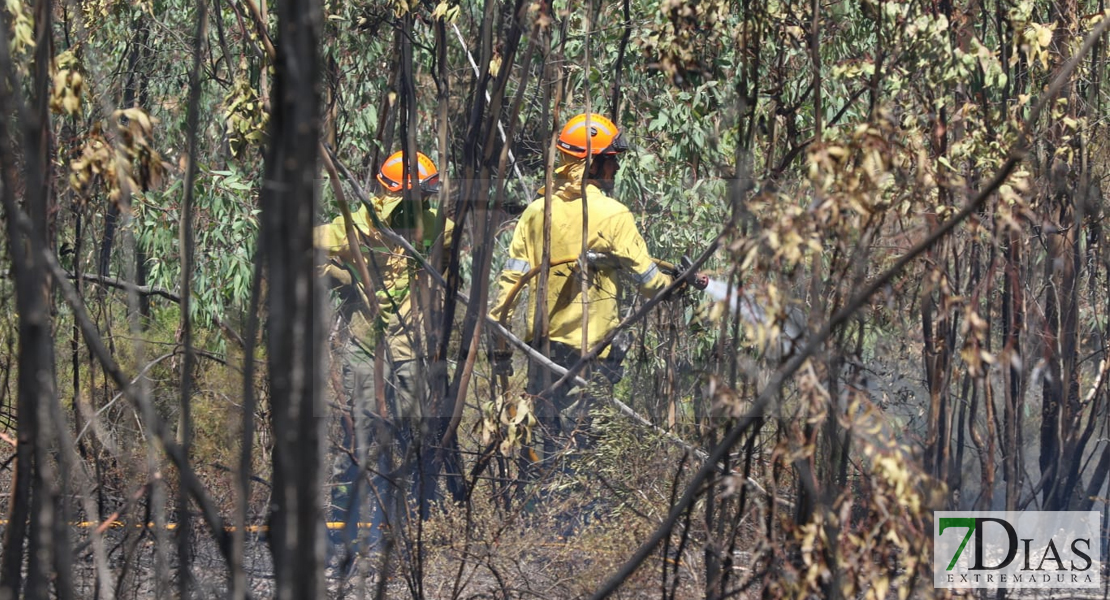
[
  {"left": 491, "top": 350, "right": 514, "bottom": 377},
  {"left": 679, "top": 255, "right": 709, "bottom": 291},
  {"left": 669, "top": 277, "right": 691, "bottom": 299},
  {"left": 661, "top": 263, "right": 690, "bottom": 299}
]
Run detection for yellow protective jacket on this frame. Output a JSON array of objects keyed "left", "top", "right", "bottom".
[
  {"left": 315, "top": 193, "right": 452, "bottom": 361},
  {"left": 491, "top": 159, "right": 671, "bottom": 357}
]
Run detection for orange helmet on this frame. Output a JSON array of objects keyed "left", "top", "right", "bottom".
[
  {"left": 556, "top": 113, "right": 628, "bottom": 158},
  {"left": 376, "top": 150, "right": 441, "bottom": 194}
]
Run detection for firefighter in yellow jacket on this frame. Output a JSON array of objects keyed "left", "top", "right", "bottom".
[
  {"left": 316, "top": 150, "right": 451, "bottom": 558},
  {"left": 315, "top": 150, "right": 450, "bottom": 370},
  {"left": 490, "top": 113, "right": 673, "bottom": 453}
]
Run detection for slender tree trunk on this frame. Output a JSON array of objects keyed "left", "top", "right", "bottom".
[
  {"left": 1079, "top": 443, "right": 1110, "bottom": 511},
  {"left": 129, "top": 17, "right": 153, "bottom": 321},
  {"left": 0, "top": 0, "right": 65, "bottom": 596},
  {"left": 176, "top": 2, "right": 208, "bottom": 594},
  {"left": 231, "top": 243, "right": 264, "bottom": 600},
  {"left": 0, "top": 53, "right": 37, "bottom": 600},
  {"left": 1039, "top": 0, "right": 1081, "bottom": 510},
  {"left": 263, "top": 0, "right": 324, "bottom": 596},
  {"left": 1002, "top": 229, "right": 1023, "bottom": 511}
]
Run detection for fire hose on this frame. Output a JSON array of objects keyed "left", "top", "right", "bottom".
[
  {"left": 471, "top": 260, "right": 772, "bottom": 499},
  {"left": 492, "top": 253, "right": 705, "bottom": 336},
  {"left": 326, "top": 150, "right": 772, "bottom": 497}
]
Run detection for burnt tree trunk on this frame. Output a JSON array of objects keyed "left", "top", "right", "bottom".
[
  {"left": 262, "top": 0, "right": 324, "bottom": 597},
  {"left": 0, "top": 48, "right": 38, "bottom": 600},
  {"left": 1039, "top": 0, "right": 1082, "bottom": 511},
  {"left": 1001, "top": 227, "right": 1024, "bottom": 511},
  {"left": 0, "top": 0, "right": 67, "bottom": 596},
  {"left": 176, "top": 1, "right": 208, "bottom": 594}
]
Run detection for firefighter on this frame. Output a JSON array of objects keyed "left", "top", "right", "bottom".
[
  {"left": 489, "top": 113, "right": 676, "bottom": 461},
  {"left": 316, "top": 150, "right": 451, "bottom": 562}
]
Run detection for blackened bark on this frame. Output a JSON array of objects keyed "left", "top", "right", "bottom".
[
  {"left": 101, "top": 17, "right": 153, "bottom": 318},
  {"left": 1039, "top": 0, "right": 1083, "bottom": 513},
  {"left": 1042, "top": 204, "right": 1081, "bottom": 510},
  {"left": 231, "top": 243, "right": 264, "bottom": 600},
  {"left": 263, "top": 0, "right": 324, "bottom": 597},
  {"left": 0, "top": 54, "right": 35, "bottom": 600},
  {"left": 97, "top": 25, "right": 142, "bottom": 280},
  {"left": 1079, "top": 443, "right": 1109, "bottom": 511},
  {"left": 1002, "top": 229, "right": 1024, "bottom": 511},
  {"left": 98, "top": 206, "right": 119, "bottom": 279},
  {"left": 439, "top": 0, "right": 532, "bottom": 501},
  {"left": 608, "top": 0, "right": 631, "bottom": 119},
  {"left": 176, "top": 1, "right": 208, "bottom": 595},
  {"left": 0, "top": 0, "right": 65, "bottom": 597},
  {"left": 1040, "top": 210, "right": 1065, "bottom": 507},
  {"left": 921, "top": 288, "right": 950, "bottom": 479},
  {"left": 126, "top": 17, "right": 153, "bottom": 320}
]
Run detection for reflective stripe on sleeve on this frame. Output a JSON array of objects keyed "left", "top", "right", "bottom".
[
  {"left": 504, "top": 257, "right": 531, "bottom": 273},
  {"left": 632, "top": 262, "right": 660, "bottom": 286}
]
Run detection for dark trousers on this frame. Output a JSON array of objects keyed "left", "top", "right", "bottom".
[
  {"left": 329, "top": 358, "right": 440, "bottom": 560},
  {"left": 526, "top": 341, "right": 618, "bottom": 469}
]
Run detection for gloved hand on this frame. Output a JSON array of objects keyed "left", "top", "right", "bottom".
[
  {"left": 665, "top": 256, "right": 707, "bottom": 299},
  {"left": 679, "top": 255, "right": 709, "bottom": 291},
  {"left": 660, "top": 261, "right": 689, "bottom": 298},
  {"left": 491, "top": 349, "right": 514, "bottom": 377},
  {"left": 584, "top": 251, "right": 620, "bottom": 271}
]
